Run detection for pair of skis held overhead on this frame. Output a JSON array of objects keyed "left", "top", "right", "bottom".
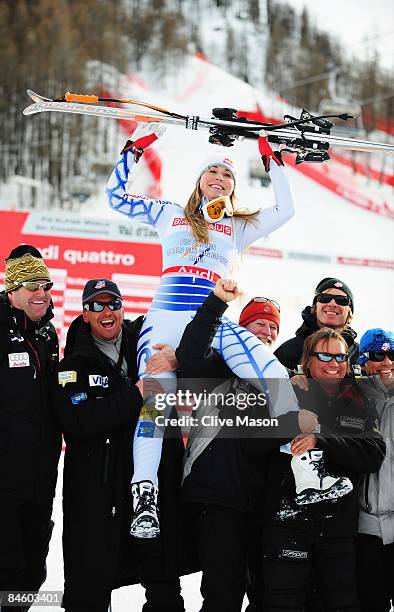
[{"left": 23, "top": 89, "right": 394, "bottom": 158}]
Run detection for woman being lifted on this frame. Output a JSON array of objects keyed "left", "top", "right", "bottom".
[{"left": 106, "top": 122, "right": 298, "bottom": 538}]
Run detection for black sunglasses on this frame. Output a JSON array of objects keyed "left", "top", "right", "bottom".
[
  {"left": 312, "top": 352, "right": 349, "bottom": 363},
  {"left": 363, "top": 350, "right": 394, "bottom": 362},
  {"left": 19, "top": 281, "right": 53, "bottom": 292},
  {"left": 84, "top": 299, "right": 122, "bottom": 312},
  {"left": 315, "top": 293, "right": 350, "bottom": 307},
  {"left": 249, "top": 296, "right": 280, "bottom": 311}
]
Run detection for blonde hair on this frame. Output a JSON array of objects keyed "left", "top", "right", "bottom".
[{"left": 184, "top": 178, "right": 258, "bottom": 244}]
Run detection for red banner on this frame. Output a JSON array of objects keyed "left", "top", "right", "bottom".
[{"left": 0, "top": 210, "right": 162, "bottom": 349}]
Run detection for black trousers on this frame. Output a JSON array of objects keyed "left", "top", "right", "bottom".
[
  {"left": 186, "top": 502, "right": 249, "bottom": 612},
  {"left": 142, "top": 579, "right": 185, "bottom": 612},
  {"left": 0, "top": 496, "right": 54, "bottom": 612},
  {"left": 245, "top": 516, "right": 264, "bottom": 612},
  {"left": 64, "top": 578, "right": 184, "bottom": 612},
  {"left": 139, "top": 538, "right": 185, "bottom": 612},
  {"left": 64, "top": 539, "right": 185, "bottom": 612},
  {"left": 262, "top": 526, "right": 360, "bottom": 612},
  {"left": 356, "top": 533, "right": 394, "bottom": 612}
]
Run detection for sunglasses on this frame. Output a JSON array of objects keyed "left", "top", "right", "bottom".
[
  {"left": 362, "top": 350, "right": 394, "bottom": 362},
  {"left": 315, "top": 293, "right": 350, "bottom": 307},
  {"left": 249, "top": 296, "right": 281, "bottom": 311},
  {"left": 84, "top": 299, "right": 122, "bottom": 312},
  {"left": 312, "top": 352, "right": 349, "bottom": 363},
  {"left": 19, "top": 281, "right": 53, "bottom": 292}
]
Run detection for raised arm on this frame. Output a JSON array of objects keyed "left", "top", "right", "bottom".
[
  {"left": 236, "top": 132, "right": 295, "bottom": 251},
  {"left": 106, "top": 123, "right": 175, "bottom": 229}
]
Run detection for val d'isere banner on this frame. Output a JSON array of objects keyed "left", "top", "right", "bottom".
[{"left": 0, "top": 210, "right": 162, "bottom": 350}]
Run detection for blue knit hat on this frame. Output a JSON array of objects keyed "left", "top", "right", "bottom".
[{"left": 359, "top": 328, "right": 394, "bottom": 366}]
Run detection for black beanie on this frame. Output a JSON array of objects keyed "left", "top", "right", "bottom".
[
  {"left": 6, "top": 244, "right": 43, "bottom": 260},
  {"left": 313, "top": 277, "right": 354, "bottom": 313}
]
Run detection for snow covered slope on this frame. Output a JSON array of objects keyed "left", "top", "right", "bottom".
[{"left": 87, "top": 53, "right": 393, "bottom": 341}]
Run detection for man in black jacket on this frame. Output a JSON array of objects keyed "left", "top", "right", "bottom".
[
  {"left": 275, "top": 277, "right": 359, "bottom": 372},
  {"left": 175, "top": 279, "right": 316, "bottom": 612},
  {"left": 0, "top": 245, "right": 61, "bottom": 612},
  {"left": 54, "top": 278, "right": 185, "bottom": 612}
]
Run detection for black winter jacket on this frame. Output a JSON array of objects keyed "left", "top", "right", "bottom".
[
  {"left": 262, "top": 379, "right": 385, "bottom": 538},
  {"left": 274, "top": 305, "right": 359, "bottom": 372},
  {"left": 176, "top": 293, "right": 299, "bottom": 514},
  {"left": 54, "top": 315, "right": 188, "bottom": 608},
  {"left": 0, "top": 292, "right": 61, "bottom": 501}
]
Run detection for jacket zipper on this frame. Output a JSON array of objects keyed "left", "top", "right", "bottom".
[
  {"left": 364, "top": 473, "right": 371, "bottom": 513},
  {"left": 24, "top": 333, "right": 42, "bottom": 496},
  {"left": 25, "top": 338, "right": 41, "bottom": 377},
  {"left": 103, "top": 439, "right": 116, "bottom": 518},
  {"left": 103, "top": 438, "right": 110, "bottom": 484},
  {"left": 364, "top": 397, "right": 387, "bottom": 514}
]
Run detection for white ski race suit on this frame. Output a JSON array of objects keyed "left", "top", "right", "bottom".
[{"left": 107, "top": 149, "right": 299, "bottom": 484}]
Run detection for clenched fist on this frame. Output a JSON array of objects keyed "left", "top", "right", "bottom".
[{"left": 213, "top": 278, "right": 240, "bottom": 303}]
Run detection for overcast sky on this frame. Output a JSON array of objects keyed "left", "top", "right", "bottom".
[{"left": 285, "top": 0, "right": 394, "bottom": 70}]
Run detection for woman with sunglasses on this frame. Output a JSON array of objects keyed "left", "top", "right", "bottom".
[
  {"left": 356, "top": 328, "right": 394, "bottom": 612},
  {"left": 261, "top": 327, "right": 385, "bottom": 612},
  {"left": 275, "top": 276, "right": 359, "bottom": 373},
  {"left": 106, "top": 122, "right": 299, "bottom": 538}
]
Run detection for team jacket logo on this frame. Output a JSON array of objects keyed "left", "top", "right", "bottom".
[
  {"left": 89, "top": 375, "right": 109, "bottom": 388},
  {"left": 282, "top": 549, "right": 309, "bottom": 560},
  {"left": 58, "top": 371, "right": 77, "bottom": 386},
  {"left": 172, "top": 217, "right": 232, "bottom": 236},
  {"left": 71, "top": 392, "right": 88, "bottom": 405},
  {"left": 338, "top": 416, "right": 365, "bottom": 431},
  {"left": 95, "top": 280, "right": 106, "bottom": 289},
  {"left": 8, "top": 352, "right": 30, "bottom": 368}
]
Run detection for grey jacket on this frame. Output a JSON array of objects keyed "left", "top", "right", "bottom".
[
  {"left": 182, "top": 379, "right": 232, "bottom": 484},
  {"left": 358, "top": 375, "right": 394, "bottom": 544}
]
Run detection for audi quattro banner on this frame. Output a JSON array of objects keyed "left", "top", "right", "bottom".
[{"left": 0, "top": 210, "right": 162, "bottom": 349}]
